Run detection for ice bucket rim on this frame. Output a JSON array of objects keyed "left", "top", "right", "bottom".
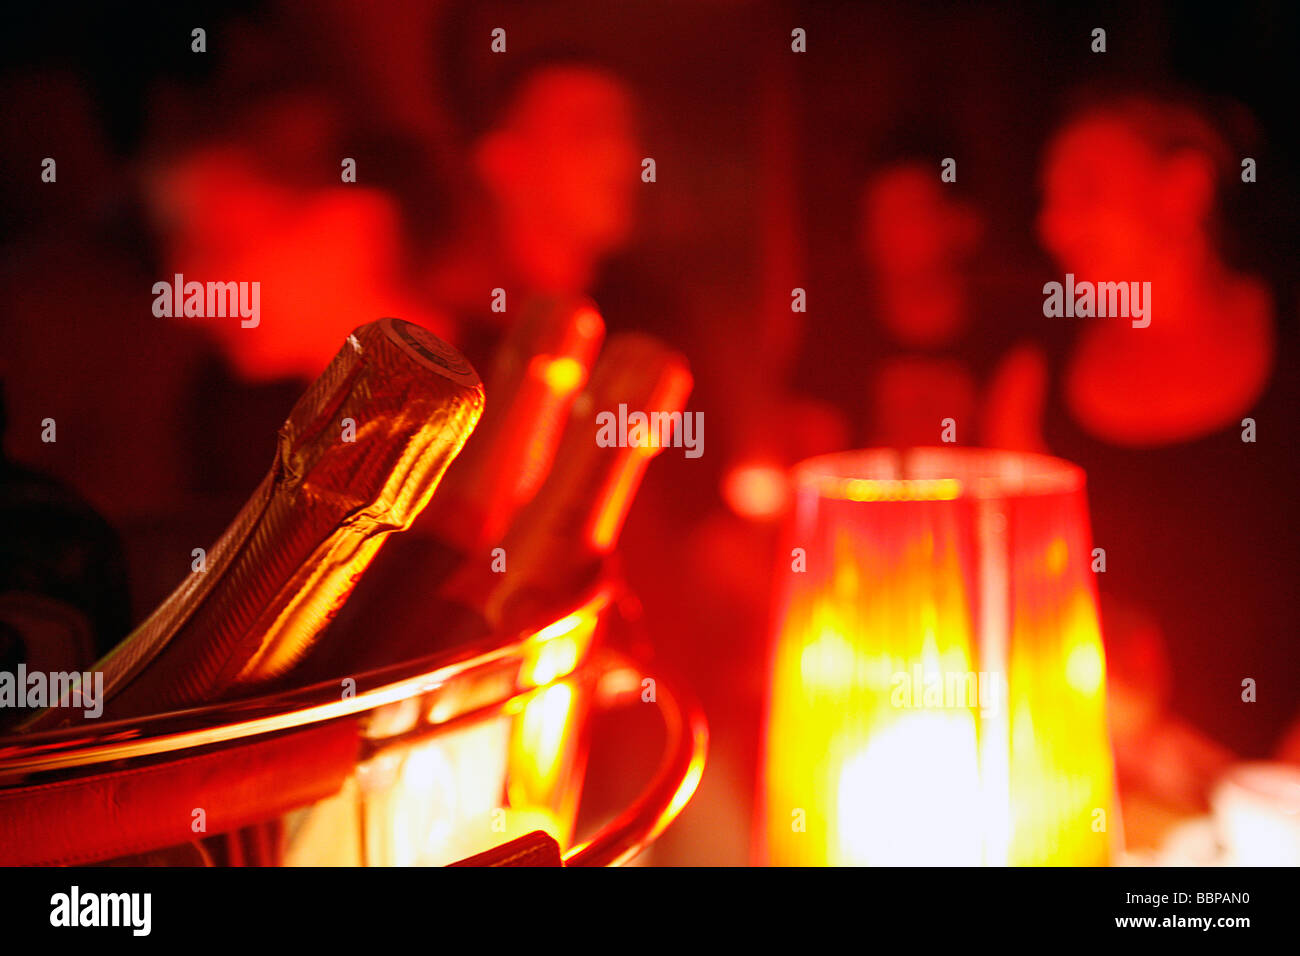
[{"left": 0, "top": 576, "right": 615, "bottom": 777}]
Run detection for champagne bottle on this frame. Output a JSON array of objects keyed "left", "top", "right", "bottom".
[
  {"left": 452, "top": 332, "right": 693, "bottom": 632},
  {"left": 423, "top": 294, "right": 605, "bottom": 549},
  {"left": 294, "top": 297, "right": 604, "bottom": 679},
  {"left": 299, "top": 333, "right": 692, "bottom": 679},
  {"left": 22, "top": 318, "right": 483, "bottom": 728}
]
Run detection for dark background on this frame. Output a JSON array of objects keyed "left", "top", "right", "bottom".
[{"left": 2, "top": 1, "right": 1297, "bottom": 865}]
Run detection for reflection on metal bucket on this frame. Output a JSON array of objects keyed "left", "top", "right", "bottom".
[{"left": 0, "top": 575, "right": 707, "bottom": 867}]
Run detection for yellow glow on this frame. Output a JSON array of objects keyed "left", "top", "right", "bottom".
[
  {"left": 524, "top": 610, "right": 592, "bottom": 687},
  {"left": 589, "top": 454, "right": 645, "bottom": 551},
  {"left": 509, "top": 682, "right": 577, "bottom": 820},
  {"left": 723, "top": 463, "right": 789, "bottom": 519},
  {"left": 837, "top": 713, "right": 983, "bottom": 865},
  {"left": 667, "top": 744, "right": 706, "bottom": 822},
  {"left": 1003, "top": 580, "right": 1113, "bottom": 865},
  {"left": 531, "top": 355, "right": 587, "bottom": 394},
  {"left": 532, "top": 611, "right": 583, "bottom": 645},
  {"left": 527, "top": 684, "right": 574, "bottom": 762},
  {"left": 385, "top": 718, "right": 511, "bottom": 866},
  {"left": 814, "top": 477, "right": 963, "bottom": 503},
  {"left": 799, "top": 628, "right": 860, "bottom": 689},
  {"left": 528, "top": 634, "right": 581, "bottom": 688},
  {"left": 762, "top": 464, "right": 1116, "bottom": 866},
  {"left": 1065, "top": 634, "right": 1104, "bottom": 697},
  {"left": 492, "top": 806, "right": 565, "bottom": 846},
  {"left": 393, "top": 743, "right": 457, "bottom": 865},
  {"left": 764, "top": 520, "right": 985, "bottom": 865}
]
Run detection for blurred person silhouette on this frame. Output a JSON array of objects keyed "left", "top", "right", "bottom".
[
  {"left": 136, "top": 86, "right": 455, "bottom": 516},
  {"left": 143, "top": 90, "right": 453, "bottom": 386},
  {"left": 0, "top": 69, "right": 207, "bottom": 526},
  {"left": 784, "top": 154, "right": 1052, "bottom": 473},
  {"left": 853, "top": 160, "right": 1049, "bottom": 452},
  {"left": 1030, "top": 92, "right": 1298, "bottom": 805},
  {"left": 0, "top": 65, "right": 215, "bottom": 626},
  {"left": 716, "top": 158, "right": 1037, "bottom": 526},
  {"left": 1038, "top": 95, "right": 1274, "bottom": 446},
  {"left": 1, "top": 4, "right": 466, "bottom": 622},
  {"left": 422, "top": 52, "right": 642, "bottom": 367}
]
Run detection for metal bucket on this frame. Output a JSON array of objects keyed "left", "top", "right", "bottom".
[{"left": 0, "top": 572, "right": 707, "bottom": 866}]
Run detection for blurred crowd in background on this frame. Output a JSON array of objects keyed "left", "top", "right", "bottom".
[{"left": 1, "top": 1, "right": 1297, "bottom": 863}]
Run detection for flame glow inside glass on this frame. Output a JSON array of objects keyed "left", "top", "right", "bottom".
[{"left": 758, "top": 448, "right": 1118, "bottom": 865}]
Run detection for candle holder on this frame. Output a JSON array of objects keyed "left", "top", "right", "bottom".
[{"left": 758, "top": 447, "right": 1120, "bottom": 865}]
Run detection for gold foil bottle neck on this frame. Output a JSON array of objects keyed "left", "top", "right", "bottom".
[
  {"left": 25, "top": 318, "right": 483, "bottom": 728},
  {"left": 483, "top": 333, "right": 692, "bottom": 628},
  {"left": 430, "top": 296, "right": 605, "bottom": 549}
]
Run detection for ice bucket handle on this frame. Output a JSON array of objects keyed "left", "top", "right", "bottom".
[
  {"left": 452, "top": 645, "right": 707, "bottom": 867},
  {"left": 563, "top": 647, "right": 707, "bottom": 866}
]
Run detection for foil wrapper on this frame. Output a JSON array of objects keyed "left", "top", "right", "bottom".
[
  {"left": 429, "top": 295, "right": 605, "bottom": 549},
  {"left": 481, "top": 333, "right": 692, "bottom": 627},
  {"left": 26, "top": 318, "right": 483, "bottom": 727}
]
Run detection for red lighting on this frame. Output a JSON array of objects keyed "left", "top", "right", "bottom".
[{"left": 759, "top": 448, "right": 1119, "bottom": 865}]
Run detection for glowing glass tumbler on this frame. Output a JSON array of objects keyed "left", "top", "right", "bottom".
[{"left": 758, "top": 448, "right": 1119, "bottom": 865}]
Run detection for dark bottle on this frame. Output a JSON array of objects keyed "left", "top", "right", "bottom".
[{"left": 0, "top": 385, "right": 132, "bottom": 731}]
